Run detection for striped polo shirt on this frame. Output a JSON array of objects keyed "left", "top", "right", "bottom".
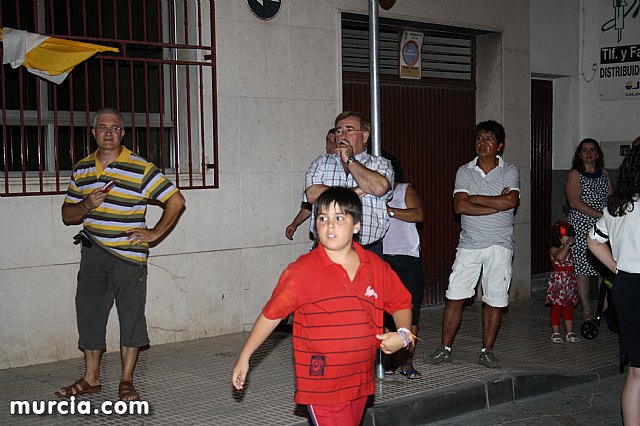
[
  {"left": 64, "top": 147, "right": 179, "bottom": 264},
  {"left": 454, "top": 156, "right": 520, "bottom": 251},
  {"left": 262, "top": 243, "right": 412, "bottom": 405}
]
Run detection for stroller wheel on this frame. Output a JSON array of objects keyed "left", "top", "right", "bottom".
[{"left": 580, "top": 320, "right": 599, "bottom": 340}]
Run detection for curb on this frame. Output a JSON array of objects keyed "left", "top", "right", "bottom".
[{"left": 361, "top": 369, "right": 619, "bottom": 425}]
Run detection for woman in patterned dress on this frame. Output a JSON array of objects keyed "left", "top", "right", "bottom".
[{"left": 565, "top": 138, "right": 612, "bottom": 320}]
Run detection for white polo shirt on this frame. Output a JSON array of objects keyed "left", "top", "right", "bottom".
[{"left": 453, "top": 156, "right": 520, "bottom": 251}]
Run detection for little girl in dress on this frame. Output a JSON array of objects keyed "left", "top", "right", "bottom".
[{"left": 546, "top": 220, "right": 580, "bottom": 343}]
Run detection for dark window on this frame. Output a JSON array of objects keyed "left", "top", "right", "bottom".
[{"left": 1, "top": 0, "right": 218, "bottom": 196}]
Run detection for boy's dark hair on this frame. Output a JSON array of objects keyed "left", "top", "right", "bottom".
[
  {"left": 315, "top": 187, "right": 362, "bottom": 241},
  {"left": 549, "top": 220, "right": 576, "bottom": 248},
  {"left": 608, "top": 144, "right": 640, "bottom": 217},
  {"left": 475, "top": 120, "right": 505, "bottom": 146},
  {"left": 571, "top": 138, "right": 604, "bottom": 172}
]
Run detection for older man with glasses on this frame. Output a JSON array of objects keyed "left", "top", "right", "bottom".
[
  {"left": 56, "top": 107, "right": 185, "bottom": 402},
  {"left": 304, "top": 111, "right": 394, "bottom": 256}
]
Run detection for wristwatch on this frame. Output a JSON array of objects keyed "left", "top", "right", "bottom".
[
  {"left": 388, "top": 209, "right": 395, "bottom": 217},
  {"left": 346, "top": 156, "right": 357, "bottom": 166}
]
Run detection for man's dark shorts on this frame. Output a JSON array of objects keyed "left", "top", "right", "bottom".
[{"left": 75, "top": 243, "right": 149, "bottom": 350}]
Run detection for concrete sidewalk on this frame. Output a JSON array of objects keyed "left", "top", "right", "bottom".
[{"left": 0, "top": 291, "right": 621, "bottom": 425}]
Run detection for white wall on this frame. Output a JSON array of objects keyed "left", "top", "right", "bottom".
[
  {"left": 531, "top": 0, "right": 639, "bottom": 170},
  {"left": 1, "top": 0, "right": 534, "bottom": 368},
  {"left": 529, "top": 0, "right": 639, "bottom": 226},
  {"left": 580, "top": 0, "right": 640, "bottom": 143},
  {"left": 530, "top": 0, "right": 581, "bottom": 170},
  {"left": 579, "top": 0, "right": 640, "bottom": 170}
]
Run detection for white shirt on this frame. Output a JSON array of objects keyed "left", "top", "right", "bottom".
[
  {"left": 589, "top": 199, "right": 640, "bottom": 273},
  {"left": 383, "top": 183, "right": 421, "bottom": 257}
]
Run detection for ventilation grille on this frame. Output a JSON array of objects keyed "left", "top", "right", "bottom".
[{"left": 342, "top": 28, "right": 473, "bottom": 80}]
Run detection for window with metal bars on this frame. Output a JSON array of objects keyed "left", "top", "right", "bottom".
[{"left": 0, "top": 0, "right": 217, "bottom": 196}]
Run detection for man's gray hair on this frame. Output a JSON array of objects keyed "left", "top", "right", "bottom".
[{"left": 92, "top": 108, "right": 125, "bottom": 128}]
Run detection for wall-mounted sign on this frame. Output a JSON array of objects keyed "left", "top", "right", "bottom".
[
  {"left": 399, "top": 31, "right": 423, "bottom": 79},
  {"left": 598, "top": 0, "right": 640, "bottom": 100},
  {"left": 246, "top": 0, "right": 281, "bottom": 21}
]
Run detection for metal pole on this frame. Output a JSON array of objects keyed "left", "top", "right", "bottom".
[
  {"left": 369, "top": 0, "right": 385, "bottom": 380},
  {"left": 368, "top": 0, "right": 381, "bottom": 157}
]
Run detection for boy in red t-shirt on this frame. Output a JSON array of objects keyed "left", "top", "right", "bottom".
[{"left": 232, "top": 187, "right": 413, "bottom": 426}]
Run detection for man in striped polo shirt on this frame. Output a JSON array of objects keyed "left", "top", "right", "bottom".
[
  {"left": 56, "top": 108, "right": 185, "bottom": 401},
  {"left": 426, "top": 120, "right": 520, "bottom": 369}
]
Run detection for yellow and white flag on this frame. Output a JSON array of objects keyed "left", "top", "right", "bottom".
[{"left": 1, "top": 27, "right": 118, "bottom": 84}]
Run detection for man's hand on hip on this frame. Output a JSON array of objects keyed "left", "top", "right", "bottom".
[{"left": 126, "top": 227, "right": 159, "bottom": 245}]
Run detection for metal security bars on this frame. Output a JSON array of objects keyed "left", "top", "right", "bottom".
[
  {"left": 342, "top": 28, "right": 474, "bottom": 80},
  {"left": 0, "top": 0, "right": 218, "bottom": 196}
]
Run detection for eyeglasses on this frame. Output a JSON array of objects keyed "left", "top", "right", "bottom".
[
  {"left": 335, "top": 127, "right": 364, "bottom": 136},
  {"left": 96, "top": 125, "right": 123, "bottom": 133}
]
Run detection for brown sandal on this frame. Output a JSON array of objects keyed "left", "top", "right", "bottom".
[
  {"left": 119, "top": 381, "right": 140, "bottom": 401},
  {"left": 55, "top": 378, "right": 101, "bottom": 398}
]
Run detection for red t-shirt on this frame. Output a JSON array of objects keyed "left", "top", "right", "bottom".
[{"left": 262, "top": 243, "right": 412, "bottom": 405}]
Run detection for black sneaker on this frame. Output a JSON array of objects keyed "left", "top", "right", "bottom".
[
  {"left": 478, "top": 350, "right": 501, "bottom": 369},
  {"left": 425, "top": 347, "right": 452, "bottom": 365}
]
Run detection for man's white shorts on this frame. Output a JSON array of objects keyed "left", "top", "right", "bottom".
[{"left": 445, "top": 245, "right": 513, "bottom": 307}]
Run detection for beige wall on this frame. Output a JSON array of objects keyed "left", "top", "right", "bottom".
[{"left": 0, "top": 0, "right": 533, "bottom": 368}]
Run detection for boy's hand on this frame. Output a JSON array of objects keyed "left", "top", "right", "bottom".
[
  {"left": 230, "top": 314, "right": 281, "bottom": 391},
  {"left": 232, "top": 359, "right": 249, "bottom": 390},
  {"left": 375, "top": 332, "right": 404, "bottom": 354}
]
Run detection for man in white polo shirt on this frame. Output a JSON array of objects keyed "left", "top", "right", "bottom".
[{"left": 426, "top": 120, "right": 520, "bottom": 369}]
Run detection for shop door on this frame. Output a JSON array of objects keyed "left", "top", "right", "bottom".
[{"left": 531, "top": 79, "right": 553, "bottom": 273}]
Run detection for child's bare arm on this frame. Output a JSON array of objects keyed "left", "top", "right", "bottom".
[
  {"left": 232, "top": 314, "right": 282, "bottom": 390},
  {"left": 376, "top": 308, "right": 413, "bottom": 354},
  {"left": 391, "top": 308, "right": 412, "bottom": 330}
]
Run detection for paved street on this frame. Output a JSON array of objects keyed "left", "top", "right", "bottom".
[
  {"left": 430, "top": 372, "right": 625, "bottom": 425},
  {"left": 0, "top": 291, "right": 620, "bottom": 425}
]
